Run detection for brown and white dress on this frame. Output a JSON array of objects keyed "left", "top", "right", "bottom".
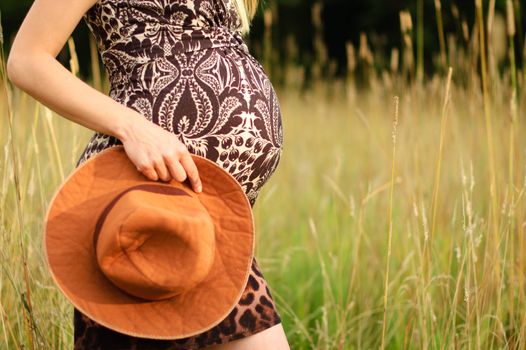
[{"left": 72, "top": 0, "right": 284, "bottom": 349}]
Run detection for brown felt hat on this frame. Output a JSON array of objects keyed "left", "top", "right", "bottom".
[{"left": 43, "top": 145, "right": 254, "bottom": 339}]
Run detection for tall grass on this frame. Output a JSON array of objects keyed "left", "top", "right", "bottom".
[{"left": 2, "top": 2, "right": 526, "bottom": 349}]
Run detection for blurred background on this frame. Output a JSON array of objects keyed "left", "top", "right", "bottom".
[
  {"left": 2, "top": 1, "right": 526, "bottom": 349},
  {"left": 3, "top": 0, "right": 525, "bottom": 86}
]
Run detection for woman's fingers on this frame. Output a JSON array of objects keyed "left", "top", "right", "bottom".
[
  {"left": 179, "top": 152, "right": 202, "bottom": 193},
  {"left": 124, "top": 126, "right": 201, "bottom": 193},
  {"left": 138, "top": 165, "right": 159, "bottom": 181},
  {"left": 153, "top": 156, "right": 171, "bottom": 182},
  {"left": 164, "top": 154, "right": 187, "bottom": 183},
  {"left": 165, "top": 140, "right": 202, "bottom": 193}
]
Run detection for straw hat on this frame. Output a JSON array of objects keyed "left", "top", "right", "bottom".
[{"left": 43, "top": 145, "right": 254, "bottom": 339}]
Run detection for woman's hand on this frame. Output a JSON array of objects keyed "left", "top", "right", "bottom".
[{"left": 121, "top": 113, "right": 202, "bottom": 193}]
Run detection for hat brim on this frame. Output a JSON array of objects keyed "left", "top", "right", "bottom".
[{"left": 43, "top": 145, "right": 254, "bottom": 339}]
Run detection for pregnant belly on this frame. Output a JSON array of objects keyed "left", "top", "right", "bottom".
[{"left": 87, "top": 47, "right": 283, "bottom": 205}]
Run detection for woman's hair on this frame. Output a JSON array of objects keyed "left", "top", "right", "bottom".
[{"left": 232, "top": 0, "right": 258, "bottom": 34}]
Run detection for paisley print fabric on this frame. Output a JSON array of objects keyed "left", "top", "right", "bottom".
[{"left": 72, "top": 0, "right": 284, "bottom": 348}]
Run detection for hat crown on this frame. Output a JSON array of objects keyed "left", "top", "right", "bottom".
[{"left": 95, "top": 185, "right": 216, "bottom": 300}]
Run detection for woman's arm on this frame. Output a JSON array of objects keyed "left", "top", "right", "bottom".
[{"left": 6, "top": 0, "right": 202, "bottom": 193}]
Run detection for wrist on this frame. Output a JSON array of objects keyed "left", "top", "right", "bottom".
[{"left": 113, "top": 109, "right": 144, "bottom": 142}]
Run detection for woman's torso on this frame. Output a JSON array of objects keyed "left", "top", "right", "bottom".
[{"left": 78, "top": 0, "right": 284, "bottom": 206}]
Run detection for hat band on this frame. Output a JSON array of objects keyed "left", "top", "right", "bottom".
[{"left": 92, "top": 184, "right": 191, "bottom": 256}]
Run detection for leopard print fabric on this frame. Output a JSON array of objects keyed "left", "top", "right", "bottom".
[{"left": 72, "top": 0, "right": 284, "bottom": 348}]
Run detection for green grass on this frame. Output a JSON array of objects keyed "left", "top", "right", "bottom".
[{"left": 257, "top": 74, "right": 526, "bottom": 349}]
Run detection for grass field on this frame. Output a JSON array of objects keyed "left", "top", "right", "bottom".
[{"left": 2, "top": 1, "right": 526, "bottom": 349}]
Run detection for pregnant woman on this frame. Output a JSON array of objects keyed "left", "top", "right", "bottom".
[{"left": 7, "top": 0, "right": 289, "bottom": 349}]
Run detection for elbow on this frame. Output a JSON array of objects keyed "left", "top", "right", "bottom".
[
  {"left": 7, "top": 50, "right": 51, "bottom": 92},
  {"left": 6, "top": 50, "right": 37, "bottom": 89},
  {"left": 6, "top": 52, "right": 25, "bottom": 88}
]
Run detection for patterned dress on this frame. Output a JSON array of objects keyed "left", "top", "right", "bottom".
[{"left": 73, "top": 0, "right": 284, "bottom": 349}]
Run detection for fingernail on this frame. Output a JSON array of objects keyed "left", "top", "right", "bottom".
[{"left": 197, "top": 184, "right": 202, "bottom": 193}]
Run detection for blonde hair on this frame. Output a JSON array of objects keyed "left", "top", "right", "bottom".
[{"left": 232, "top": 0, "right": 258, "bottom": 35}]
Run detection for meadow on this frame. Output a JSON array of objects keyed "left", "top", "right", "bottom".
[{"left": 2, "top": 1, "right": 526, "bottom": 349}]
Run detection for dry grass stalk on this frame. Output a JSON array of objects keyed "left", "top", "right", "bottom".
[
  {"left": 346, "top": 41, "right": 356, "bottom": 76},
  {"left": 89, "top": 35, "right": 102, "bottom": 91},
  {"left": 475, "top": 0, "right": 503, "bottom": 344},
  {"left": 67, "top": 37, "right": 79, "bottom": 77},
  {"left": 0, "top": 19, "right": 36, "bottom": 350},
  {"left": 0, "top": 12, "right": 3, "bottom": 45},
  {"left": 380, "top": 96, "right": 399, "bottom": 350},
  {"left": 417, "top": 0, "right": 424, "bottom": 81},
  {"left": 358, "top": 32, "right": 373, "bottom": 65},
  {"left": 434, "top": 0, "right": 448, "bottom": 69},
  {"left": 429, "top": 67, "right": 453, "bottom": 254},
  {"left": 462, "top": 20, "right": 470, "bottom": 43},
  {"left": 390, "top": 48, "right": 399, "bottom": 74},
  {"left": 262, "top": 7, "right": 273, "bottom": 75},
  {"left": 505, "top": 2, "right": 520, "bottom": 344},
  {"left": 311, "top": 2, "right": 328, "bottom": 80},
  {"left": 400, "top": 11, "right": 415, "bottom": 80},
  {"left": 507, "top": 0, "right": 516, "bottom": 37}
]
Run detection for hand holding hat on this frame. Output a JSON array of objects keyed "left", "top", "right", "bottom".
[{"left": 43, "top": 145, "right": 254, "bottom": 339}]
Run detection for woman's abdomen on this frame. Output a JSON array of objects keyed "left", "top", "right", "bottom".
[{"left": 77, "top": 47, "right": 283, "bottom": 206}]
